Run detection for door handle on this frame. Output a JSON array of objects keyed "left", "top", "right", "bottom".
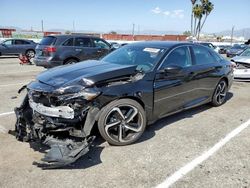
[
  {"left": 75, "top": 49, "right": 82, "bottom": 51},
  {"left": 97, "top": 50, "right": 102, "bottom": 53}
]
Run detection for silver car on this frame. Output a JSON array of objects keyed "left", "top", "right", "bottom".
[{"left": 231, "top": 47, "right": 250, "bottom": 81}]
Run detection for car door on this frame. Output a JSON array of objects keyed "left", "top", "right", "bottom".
[
  {"left": 154, "top": 45, "right": 199, "bottom": 118},
  {"left": 0, "top": 39, "right": 15, "bottom": 55},
  {"left": 92, "top": 38, "right": 111, "bottom": 58},
  {"left": 74, "top": 37, "right": 98, "bottom": 61},
  {"left": 188, "top": 45, "right": 222, "bottom": 102},
  {"left": 14, "top": 40, "right": 30, "bottom": 54}
]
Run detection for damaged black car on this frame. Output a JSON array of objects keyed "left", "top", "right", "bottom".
[{"left": 14, "top": 42, "right": 234, "bottom": 168}]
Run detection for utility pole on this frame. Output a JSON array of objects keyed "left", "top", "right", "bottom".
[
  {"left": 41, "top": 20, "right": 44, "bottom": 32},
  {"left": 231, "top": 25, "right": 235, "bottom": 45},
  {"left": 73, "top": 21, "right": 75, "bottom": 32},
  {"left": 132, "top": 23, "right": 135, "bottom": 36}
]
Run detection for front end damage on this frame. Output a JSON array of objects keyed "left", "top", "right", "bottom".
[{"left": 14, "top": 84, "right": 100, "bottom": 169}]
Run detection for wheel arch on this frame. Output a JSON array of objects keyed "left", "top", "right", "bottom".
[{"left": 63, "top": 57, "right": 80, "bottom": 64}]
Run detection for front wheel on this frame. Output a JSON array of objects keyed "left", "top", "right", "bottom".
[
  {"left": 211, "top": 79, "right": 228, "bottom": 106},
  {"left": 98, "top": 99, "right": 146, "bottom": 146}
]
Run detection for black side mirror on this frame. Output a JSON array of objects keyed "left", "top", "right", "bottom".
[{"left": 160, "top": 65, "right": 183, "bottom": 74}]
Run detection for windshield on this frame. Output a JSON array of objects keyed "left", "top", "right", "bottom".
[
  {"left": 240, "top": 48, "right": 250, "bottom": 56},
  {"left": 102, "top": 45, "right": 166, "bottom": 72}
]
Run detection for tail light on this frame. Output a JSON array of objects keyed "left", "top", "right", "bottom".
[{"left": 43, "top": 46, "right": 56, "bottom": 53}]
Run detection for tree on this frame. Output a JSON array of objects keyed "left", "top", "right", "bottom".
[
  {"left": 190, "top": 0, "right": 197, "bottom": 36},
  {"left": 192, "top": 0, "right": 214, "bottom": 40},
  {"left": 183, "top": 31, "right": 191, "bottom": 36},
  {"left": 109, "top": 31, "right": 117, "bottom": 34}
]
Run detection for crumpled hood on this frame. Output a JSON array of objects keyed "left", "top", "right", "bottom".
[
  {"left": 231, "top": 56, "right": 250, "bottom": 64},
  {"left": 36, "top": 60, "right": 137, "bottom": 88}
]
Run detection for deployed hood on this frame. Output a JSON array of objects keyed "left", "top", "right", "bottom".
[
  {"left": 231, "top": 56, "right": 250, "bottom": 64},
  {"left": 36, "top": 60, "right": 138, "bottom": 88}
]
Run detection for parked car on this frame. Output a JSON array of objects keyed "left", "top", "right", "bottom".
[
  {"left": 0, "top": 39, "right": 37, "bottom": 57},
  {"left": 198, "top": 42, "right": 220, "bottom": 53},
  {"left": 218, "top": 45, "right": 232, "bottom": 54},
  {"left": 34, "top": 35, "right": 113, "bottom": 68},
  {"left": 14, "top": 42, "right": 233, "bottom": 168},
  {"left": 231, "top": 47, "right": 250, "bottom": 80},
  {"left": 226, "top": 44, "right": 247, "bottom": 57}
]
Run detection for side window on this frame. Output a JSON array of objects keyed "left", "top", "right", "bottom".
[
  {"left": 75, "top": 37, "right": 92, "bottom": 47},
  {"left": 63, "top": 38, "right": 74, "bottom": 46},
  {"left": 3, "top": 40, "right": 13, "bottom": 45},
  {"left": 193, "top": 46, "right": 215, "bottom": 65},
  {"left": 15, "top": 40, "right": 29, "bottom": 45},
  {"left": 161, "top": 46, "right": 192, "bottom": 69},
  {"left": 93, "top": 38, "right": 110, "bottom": 49}
]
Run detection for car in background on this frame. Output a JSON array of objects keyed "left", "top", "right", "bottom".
[
  {"left": 226, "top": 44, "right": 247, "bottom": 57},
  {"left": 197, "top": 42, "right": 220, "bottom": 53},
  {"left": 0, "top": 39, "right": 37, "bottom": 57},
  {"left": 218, "top": 45, "right": 231, "bottom": 54},
  {"left": 34, "top": 35, "right": 113, "bottom": 68},
  {"left": 231, "top": 47, "right": 250, "bottom": 81},
  {"left": 15, "top": 41, "right": 233, "bottom": 167}
]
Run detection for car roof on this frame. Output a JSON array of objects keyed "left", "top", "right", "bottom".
[
  {"left": 127, "top": 41, "right": 191, "bottom": 49},
  {"left": 45, "top": 34, "right": 98, "bottom": 39}
]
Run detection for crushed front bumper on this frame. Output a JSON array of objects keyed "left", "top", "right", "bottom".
[{"left": 13, "top": 92, "right": 100, "bottom": 169}]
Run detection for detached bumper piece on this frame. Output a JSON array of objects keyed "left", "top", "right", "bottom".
[
  {"left": 13, "top": 94, "right": 98, "bottom": 169},
  {"left": 33, "top": 136, "right": 95, "bottom": 169}
]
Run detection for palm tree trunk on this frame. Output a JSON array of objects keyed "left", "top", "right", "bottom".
[{"left": 200, "top": 14, "right": 208, "bottom": 32}]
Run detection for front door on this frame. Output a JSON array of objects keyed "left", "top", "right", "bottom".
[{"left": 154, "top": 45, "right": 197, "bottom": 118}]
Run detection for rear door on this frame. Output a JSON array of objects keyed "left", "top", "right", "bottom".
[
  {"left": 14, "top": 40, "right": 31, "bottom": 54},
  {"left": 186, "top": 45, "right": 222, "bottom": 105},
  {"left": 74, "top": 37, "right": 99, "bottom": 61},
  {"left": 92, "top": 38, "right": 111, "bottom": 58}
]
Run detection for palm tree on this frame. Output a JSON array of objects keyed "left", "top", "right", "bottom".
[
  {"left": 199, "top": 0, "right": 214, "bottom": 33},
  {"left": 193, "top": 4, "right": 203, "bottom": 38},
  {"left": 192, "top": 0, "right": 214, "bottom": 40},
  {"left": 190, "top": 0, "right": 197, "bottom": 36}
]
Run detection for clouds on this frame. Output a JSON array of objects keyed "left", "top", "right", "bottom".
[
  {"left": 151, "top": 7, "right": 184, "bottom": 19},
  {"left": 151, "top": 7, "right": 161, "bottom": 14}
]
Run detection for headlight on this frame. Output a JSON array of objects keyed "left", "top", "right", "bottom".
[{"left": 54, "top": 85, "right": 101, "bottom": 101}]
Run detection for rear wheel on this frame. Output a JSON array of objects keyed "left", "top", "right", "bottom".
[
  {"left": 98, "top": 99, "right": 146, "bottom": 146},
  {"left": 25, "top": 50, "right": 35, "bottom": 58},
  {"left": 211, "top": 79, "right": 228, "bottom": 106},
  {"left": 64, "top": 58, "right": 78, "bottom": 65}
]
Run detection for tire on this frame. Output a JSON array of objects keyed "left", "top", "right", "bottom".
[
  {"left": 211, "top": 79, "right": 228, "bottom": 107},
  {"left": 98, "top": 99, "right": 146, "bottom": 146},
  {"left": 64, "top": 58, "right": 78, "bottom": 64},
  {"left": 25, "top": 50, "right": 35, "bottom": 58}
]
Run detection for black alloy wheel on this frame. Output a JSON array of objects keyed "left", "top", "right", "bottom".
[
  {"left": 211, "top": 79, "right": 228, "bottom": 106},
  {"left": 98, "top": 99, "right": 146, "bottom": 146}
]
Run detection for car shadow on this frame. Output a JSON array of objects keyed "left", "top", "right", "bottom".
[
  {"left": 28, "top": 92, "right": 233, "bottom": 170},
  {"left": 137, "top": 91, "right": 233, "bottom": 144}
]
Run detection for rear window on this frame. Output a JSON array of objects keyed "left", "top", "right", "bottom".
[{"left": 39, "top": 36, "right": 56, "bottom": 45}]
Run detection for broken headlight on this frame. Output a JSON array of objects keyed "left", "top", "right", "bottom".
[{"left": 54, "top": 85, "right": 101, "bottom": 101}]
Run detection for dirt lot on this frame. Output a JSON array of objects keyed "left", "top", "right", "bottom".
[{"left": 0, "top": 57, "right": 249, "bottom": 188}]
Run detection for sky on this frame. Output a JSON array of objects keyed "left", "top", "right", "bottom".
[{"left": 1, "top": 0, "right": 250, "bottom": 33}]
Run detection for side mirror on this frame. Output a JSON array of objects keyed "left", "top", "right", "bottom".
[{"left": 160, "top": 65, "right": 183, "bottom": 74}]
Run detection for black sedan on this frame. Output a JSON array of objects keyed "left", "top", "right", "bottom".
[
  {"left": 14, "top": 42, "right": 233, "bottom": 168},
  {"left": 0, "top": 39, "right": 37, "bottom": 57}
]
